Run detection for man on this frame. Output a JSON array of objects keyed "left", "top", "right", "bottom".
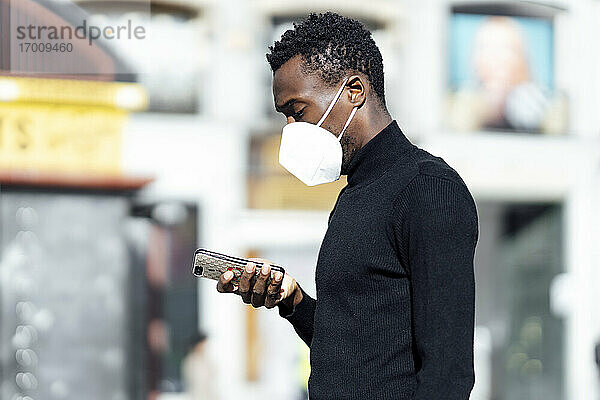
[{"left": 217, "top": 12, "right": 478, "bottom": 399}]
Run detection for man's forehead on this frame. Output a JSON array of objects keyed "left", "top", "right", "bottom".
[{"left": 273, "top": 56, "right": 321, "bottom": 108}]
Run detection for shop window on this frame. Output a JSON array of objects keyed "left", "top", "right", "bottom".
[
  {"left": 474, "top": 202, "right": 564, "bottom": 399},
  {"left": 83, "top": 3, "right": 205, "bottom": 114}
]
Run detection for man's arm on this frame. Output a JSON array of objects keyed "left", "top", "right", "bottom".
[
  {"left": 215, "top": 257, "right": 316, "bottom": 346},
  {"left": 277, "top": 285, "right": 317, "bottom": 346},
  {"left": 395, "top": 174, "right": 478, "bottom": 399}
]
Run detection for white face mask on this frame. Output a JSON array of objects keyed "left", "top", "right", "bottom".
[{"left": 278, "top": 78, "right": 359, "bottom": 186}]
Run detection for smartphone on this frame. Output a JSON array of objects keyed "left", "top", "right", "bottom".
[{"left": 191, "top": 248, "right": 285, "bottom": 285}]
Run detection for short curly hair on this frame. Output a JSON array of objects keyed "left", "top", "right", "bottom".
[{"left": 266, "top": 12, "right": 386, "bottom": 106}]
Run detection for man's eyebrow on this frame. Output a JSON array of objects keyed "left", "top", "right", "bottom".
[{"left": 275, "top": 98, "right": 297, "bottom": 112}]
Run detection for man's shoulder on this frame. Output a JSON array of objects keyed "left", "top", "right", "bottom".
[
  {"left": 384, "top": 143, "right": 465, "bottom": 186},
  {"left": 411, "top": 148, "right": 467, "bottom": 188},
  {"left": 393, "top": 147, "right": 475, "bottom": 208}
]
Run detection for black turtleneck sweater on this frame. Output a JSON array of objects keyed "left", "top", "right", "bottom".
[{"left": 278, "top": 121, "right": 478, "bottom": 399}]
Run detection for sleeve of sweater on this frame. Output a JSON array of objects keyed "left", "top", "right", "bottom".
[
  {"left": 394, "top": 173, "right": 478, "bottom": 399},
  {"left": 277, "top": 284, "right": 317, "bottom": 346}
]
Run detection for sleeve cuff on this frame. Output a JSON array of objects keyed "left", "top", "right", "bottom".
[{"left": 278, "top": 285, "right": 315, "bottom": 321}]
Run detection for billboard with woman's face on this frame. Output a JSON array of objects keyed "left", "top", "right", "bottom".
[{"left": 447, "top": 14, "right": 567, "bottom": 134}]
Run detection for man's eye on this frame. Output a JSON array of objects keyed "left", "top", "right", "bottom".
[{"left": 292, "top": 109, "right": 305, "bottom": 120}]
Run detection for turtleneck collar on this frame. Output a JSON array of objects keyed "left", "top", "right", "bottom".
[{"left": 344, "top": 120, "right": 415, "bottom": 190}]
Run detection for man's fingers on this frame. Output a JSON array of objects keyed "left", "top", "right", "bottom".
[
  {"left": 279, "top": 274, "right": 295, "bottom": 300},
  {"left": 264, "top": 271, "right": 283, "bottom": 309},
  {"left": 238, "top": 262, "right": 256, "bottom": 304},
  {"left": 216, "top": 270, "right": 236, "bottom": 294},
  {"left": 251, "top": 263, "right": 270, "bottom": 308}
]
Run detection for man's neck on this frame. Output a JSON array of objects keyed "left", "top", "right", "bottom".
[
  {"left": 344, "top": 120, "right": 414, "bottom": 189},
  {"left": 359, "top": 108, "right": 393, "bottom": 148}
]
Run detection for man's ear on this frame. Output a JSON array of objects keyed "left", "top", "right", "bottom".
[{"left": 346, "top": 75, "right": 367, "bottom": 108}]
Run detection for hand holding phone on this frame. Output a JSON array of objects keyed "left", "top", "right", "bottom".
[
  {"left": 192, "top": 249, "right": 298, "bottom": 309},
  {"left": 191, "top": 248, "right": 285, "bottom": 284}
]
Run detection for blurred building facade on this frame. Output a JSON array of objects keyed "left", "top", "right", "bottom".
[{"left": 1, "top": 0, "right": 599, "bottom": 399}]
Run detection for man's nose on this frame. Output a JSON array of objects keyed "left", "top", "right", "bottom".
[{"left": 287, "top": 116, "right": 295, "bottom": 124}]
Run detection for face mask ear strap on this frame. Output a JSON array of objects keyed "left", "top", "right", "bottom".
[
  {"left": 338, "top": 106, "right": 358, "bottom": 141},
  {"left": 316, "top": 77, "right": 349, "bottom": 127}
]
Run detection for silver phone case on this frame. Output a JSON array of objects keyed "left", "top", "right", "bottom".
[{"left": 191, "top": 248, "right": 285, "bottom": 285}]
